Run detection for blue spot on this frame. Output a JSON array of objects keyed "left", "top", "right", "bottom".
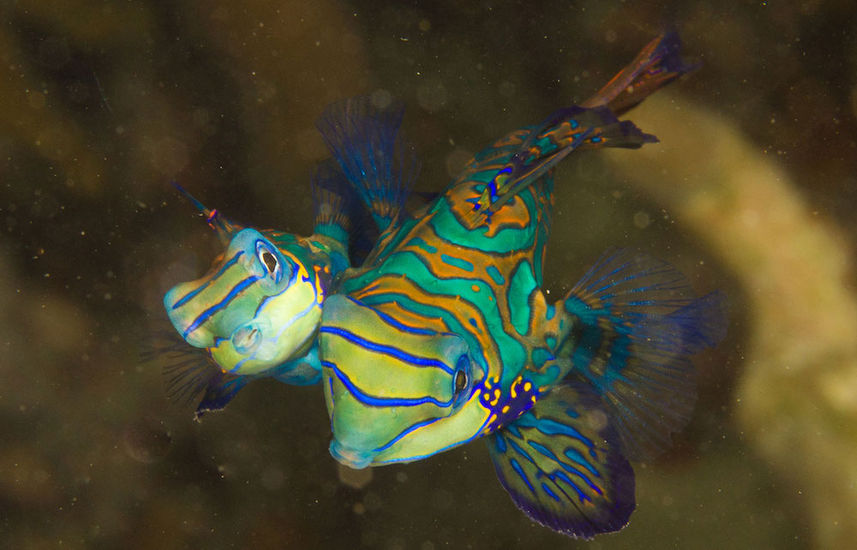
[
  {"left": 532, "top": 347, "right": 554, "bottom": 369},
  {"left": 553, "top": 470, "right": 590, "bottom": 503},
  {"left": 541, "top": 482, "right": 561, "bottom": 502},
  {"left": 509, "top": 262, "right": 537, "bottom": 335},
  {"left": 407, "top": 237, "right": 437, "bottom": 254},
  {"left": 510, "top": 458, "right": 535, "bottom": 494},
  {"left": 545, "top": 304, "right": 556, "bottom": 320},
  {"left": 441, "top": 254, "right": 474, "bottom": 272},
  {"left": 486, "top": 265, "right": 505, "bottom": 285}
]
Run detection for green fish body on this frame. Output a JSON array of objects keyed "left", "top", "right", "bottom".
[{"left": 318, "top": 33, "right": 726, "bottom": 538}]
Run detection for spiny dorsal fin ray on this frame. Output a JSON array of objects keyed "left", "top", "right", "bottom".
[
  {"left": 170, "top": 182, "right": 242, "bottom": 246},
  {"left": 487, "top": 380, "right": 635, "bottom": 539}
]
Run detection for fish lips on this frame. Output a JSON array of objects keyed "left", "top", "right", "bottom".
[{"left": 329, "top": 439, "right": 376, "bottom": 470}]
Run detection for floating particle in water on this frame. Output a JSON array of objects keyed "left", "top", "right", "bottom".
[
  {"left": 416, "top": 80, "right": 447, "bottom": 113},
  {"left": 498, "top": 81, "right": 516, "bottom": 98},
  {"left": 431, "top": 488, "right": 453, "bottom": 510},
  {"left": 122, "top": 417, "right": 172, "bottom": 464},
  {"left": 633, "top": 210, "right": 651, "bottom": 228},
  {"left": 338, "top": 462, "right": 373, "bottom": 489},
  {"left": 363, "top": 491, "right": 382, "bottom": 511},
  {"left": 260, "top": 466, "right": 285, "bottom": 491},
  {"left": 445, "top": 148, "right": 472, "bottom": 178},
  {"left": 370, "top": 88, "right": 393, "bottom": 110}
]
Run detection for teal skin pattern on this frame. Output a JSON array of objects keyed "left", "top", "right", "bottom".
[
  {"left": 318, "top": 33, "right": 727, "bottom": 538},
  {"left": 160, "top": 96, "right": 419, "bottom": 418}
]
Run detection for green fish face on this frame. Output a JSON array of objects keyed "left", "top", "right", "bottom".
[
  {"left": 164, "top": 228, "right": 324, "bottom": 376},
  {"left": 319, "top": 295, "right": 488, "bottom": 469}
]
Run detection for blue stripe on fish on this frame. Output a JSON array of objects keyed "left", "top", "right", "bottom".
[
  {"left": 319, "top": 326, "right": 454, "bottom": 374},
  {"left": 346, "top": 296, "right": 439, "bottom": 337},
  {"left": 182, "top": 274, "right": 263, "bottom": 339},
  {"left": 171, "top": 251, "right": 244, "bottom": 310},
  {"left": 374, "top": 416, "right": 442, "bottom": 452},
  {"left": 323, "top": 360, "right": 454, "bottom": 408}
]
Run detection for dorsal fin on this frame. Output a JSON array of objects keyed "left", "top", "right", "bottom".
[
  {"left": 316, "top": 95, "right": 420, "bottom": 232},
  {"left": 170, "top": 182, "right": 241, "bottom": 246}
]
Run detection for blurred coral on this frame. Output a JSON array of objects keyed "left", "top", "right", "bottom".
[{"left": 607, "top": 95, "right": 857, "bottom": 548}]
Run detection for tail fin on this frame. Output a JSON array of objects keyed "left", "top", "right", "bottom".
[
  {"left": 547, "top": 249, "right": 727, "bottom": 460},
  {"left": 316, "top": 95, "right": 420, "bottom": 232},
  {"left": 461, "top": 106, "right": 656, "bottom": 229},
  {"left": 582, "top": 30, "right": 698, "bottom": 116},
  {"left": 458, "top": 31, "right": 694, "bottom": 230}
]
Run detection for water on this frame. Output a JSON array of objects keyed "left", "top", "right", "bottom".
[{"left": 3, "top": 1, "right": 855, "bottom": 548}]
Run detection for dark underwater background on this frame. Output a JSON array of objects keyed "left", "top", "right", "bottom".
[{"left": 2, "top": 1, "right": 857, "bottom": 548}]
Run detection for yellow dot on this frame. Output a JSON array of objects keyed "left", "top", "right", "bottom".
[
  {"left": 523, "top": 382, "right": 532, "bottom": 392},
  {"left": 471, "top": 284, "right": 480, "bottom": 292}
]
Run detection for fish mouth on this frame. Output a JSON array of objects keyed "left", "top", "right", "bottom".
[{"left": 329, "top": 440, "right": 375, "bottom": 470}]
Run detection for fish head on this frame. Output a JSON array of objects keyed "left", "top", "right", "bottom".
[
  {"left": 164, "top": 228, "right": 323, "bottom": 376},
  {"left": 320, "top": 294, "right": 488, "bottom": 469}
]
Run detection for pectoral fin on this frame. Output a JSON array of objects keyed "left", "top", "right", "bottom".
[{"left": 486, "top": 380, "right": 634, "bottom": 538}]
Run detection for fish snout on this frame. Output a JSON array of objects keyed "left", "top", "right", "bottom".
[{"left": 164, "top": 281, "right": 212, "bottom": 348}]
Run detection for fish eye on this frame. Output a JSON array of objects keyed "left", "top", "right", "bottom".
[
  {"left": 261, "top": 251, "right": 278, "bottom": 273},
  {"left": 454, "top": 369, "right": 467, "bottom": 393},
  {"left": 453, "top": 354, "right": 469, "bottom": 395},
  {"left": 255, "top": 240, "right": 283, "bottom": 283}
]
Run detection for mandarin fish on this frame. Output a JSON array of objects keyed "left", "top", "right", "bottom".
[
  {"left": 318, "top": 32, "right": 726, "bottom": 538},
  {"left": 160, "top": 96, "right": 420, "bottom": 418}
]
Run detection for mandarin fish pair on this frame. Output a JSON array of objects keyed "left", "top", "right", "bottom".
[
  {"left": 162, "top": 32, "right": 726, "bottom": 538},
  {"left": 161, "top": 97, "right": 420, "bottom": 414}
]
